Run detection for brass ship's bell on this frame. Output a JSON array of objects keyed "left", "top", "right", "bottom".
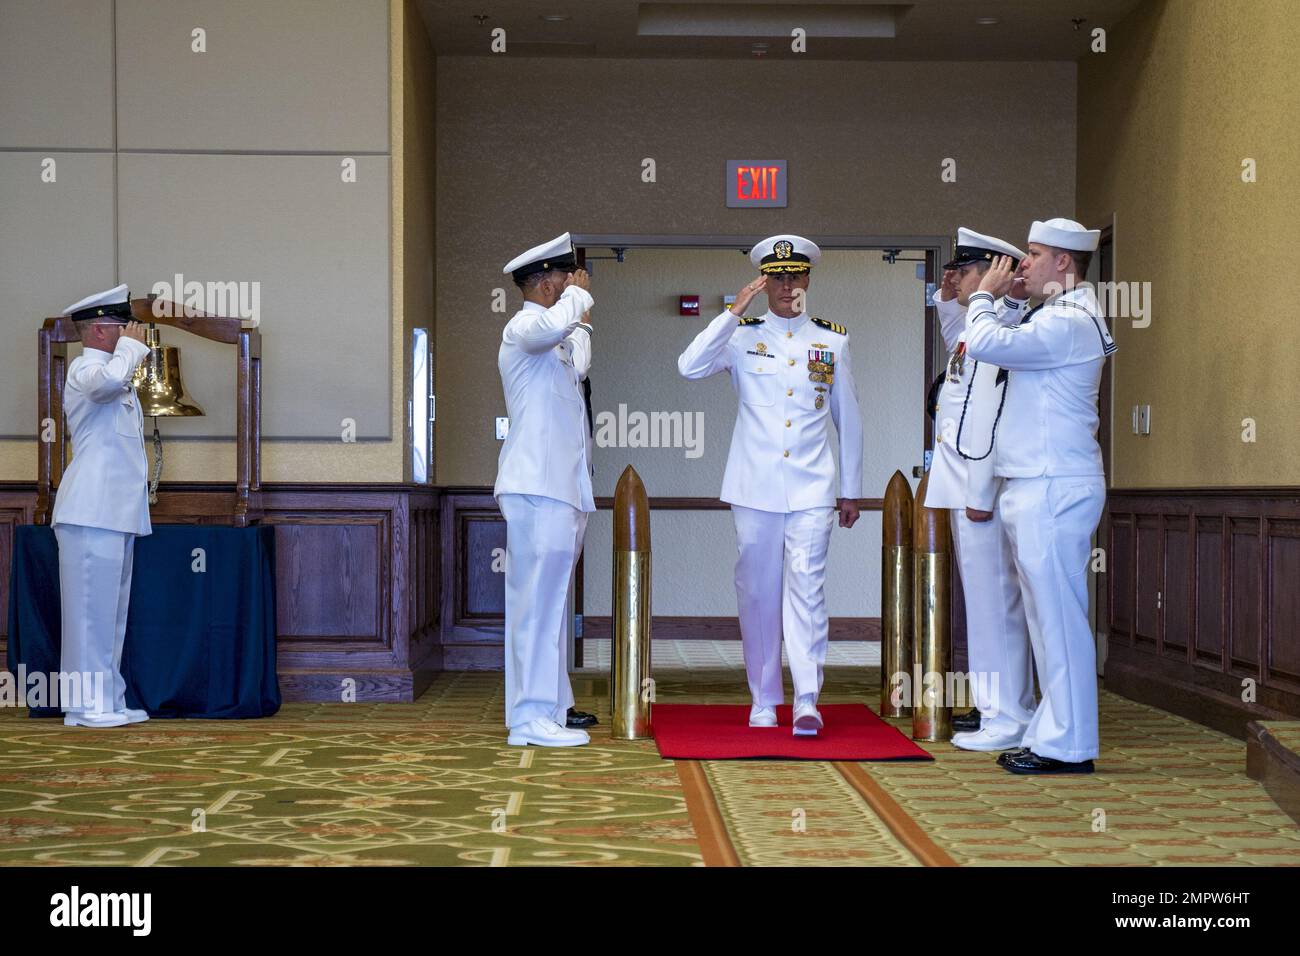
[
  {"left": 130, "top": 325, "right": 203, "bottom": 504},
  {"left": 131, "top": 326, "right": 204, "bottom": 417}
]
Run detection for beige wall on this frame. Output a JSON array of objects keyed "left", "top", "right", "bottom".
[
  {"left": 0, "top": 0, "right": 414, "bottom": 483},
  {"left": 1078, "top": 0, "right": 1300, "bottom": 488},
  {"left": 434, "top": 55, "right": 1077, "bottom": 486}
]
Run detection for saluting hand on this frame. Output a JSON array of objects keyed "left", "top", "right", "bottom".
[
  {"left": 122, "top": 321, "right": 146, "bottom": 344},
  {"left": 977, "top": 255, "right": 1016, "bottom": 299},
  {"left": 1009, "top": 260, "right": 1030, "bottom": 301},
  {"left": 730, "top": 275, "right": 768, "bottom": 316},
  {"left": 564, "top": 268, "right": 592, "bottom": 293},
  {"left": 938, "top": 269, "right": 959, "bottom": 302}
]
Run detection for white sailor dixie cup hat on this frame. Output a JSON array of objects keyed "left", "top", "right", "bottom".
[
  {"left": 503, "top": 232, "right": 579, "bottom": 284},
  {"left": 750, "top": 234, "right": 821, "bottom": 275},
  {"left": 62, "top": 283, "right": 132, "bottom": 322},
  {"left": 944, "top": 227, "right": 1027, "bottom": 270},
  {"left": 1028, "top": 218, "right": 1101, "bottom": 252}
]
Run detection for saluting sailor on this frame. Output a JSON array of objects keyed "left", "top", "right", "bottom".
[
  {"left": 678, "top": 235, "right": 863, "bottom": 736},
  {"left": 495, "top": 232, "right": 597, "bottom": 747},
  {"left": 965, "top": 218, "right": 1116, "bottom": 775},
  {"left": 52, "top": 284, "right": 152, "bottom": 728},
  {"left": 927, "top": 229, "right": 1037, "bottom": 752}
]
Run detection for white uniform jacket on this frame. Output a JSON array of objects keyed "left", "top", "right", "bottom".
[
  {"left": 926, "top": 292, "right": 1028, "bottom": 511},
  {"left": 494, "top": 286, "right": 596, "bottom": 512},
  {"left": 964, "top": 285, "right": 1116, "bottom": 478},
  {"left": 678, "top": 309, "right": 863, "bottom": 513},
  {"left": 51, "top": 338, "right": 153, "bottom": 536}
]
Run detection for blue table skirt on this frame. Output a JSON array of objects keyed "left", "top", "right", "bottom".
[{"left": 7, "top": 524, "right": 280, "bottom": 719}]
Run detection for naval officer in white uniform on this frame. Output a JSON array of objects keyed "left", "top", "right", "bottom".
[
  {"left": 927, "top": 229, "right": 1038, "bottom": 752},
  {"left": 52, "top": 285, "right": 152, "bottom": 728},
  {"left": 495, "top": 232, "right": 595, "bottom": 747},
  {"left": 679, "top": 235, "right": 863, "bottom": 736},
  {"left": 965, "top": 218, "right": 1116, "bottom": 774}
]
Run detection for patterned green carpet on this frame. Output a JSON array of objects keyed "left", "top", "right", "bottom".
[{"left": 1, "top": 668, "right": 1298, "bottom": 866}]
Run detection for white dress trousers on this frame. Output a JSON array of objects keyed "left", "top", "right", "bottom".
[
  {"left": 731, "top": 504, "right": 835, "bottom": 706},
  {"left": 53, "top": 524, "right": 135, "bottom": 715},
  {"left": 965, "top": 286, "right": 1114, "bottom": 762},
  {"left": 949, "top": 508, "right": 1035, "bottom": 734},
  {"left": 499, "top": 493, "right": 587, "bottom": 729},
  {"left": 998, "top": 475, "right": 1106, "bottom": 762}
]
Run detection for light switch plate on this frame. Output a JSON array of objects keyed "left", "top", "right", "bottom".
[
  {"left": 1138, "top": 404, "right": 1151, "bottom": 435},
  {"left": 495, "top": 417, "right": 509, "bottom": 440}
]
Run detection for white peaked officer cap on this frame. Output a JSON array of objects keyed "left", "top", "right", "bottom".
[
  {"left": 750, "top": 234, "right": 821, "bottom": 274},
  {"left": 944, "top": 227, "right": 1027, "bottom": 270},
  {"left": 503, "top": 232, "right": 579, "bottom": 283},
  {"left": 62, "top": 283, "right": 131, "bottom": 322},
  {"left": 1028, "top": 218, "right": 1101, "bottom": 252}
]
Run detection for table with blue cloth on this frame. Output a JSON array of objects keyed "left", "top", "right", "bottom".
[{"left": 6, "top": 524, "right": 280, "bottom": 719}]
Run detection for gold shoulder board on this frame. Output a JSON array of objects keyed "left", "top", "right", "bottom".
[{"left": 811, "top": 317, "right": 847, "bottom": 335}]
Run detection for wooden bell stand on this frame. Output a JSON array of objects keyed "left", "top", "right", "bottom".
[{"left": 35, "top": 296, "right": 263, "bottom": 527}]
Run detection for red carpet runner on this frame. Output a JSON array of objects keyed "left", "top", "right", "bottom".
[{"left": 651, "top": 704, "right": 934, "bottom": 761}]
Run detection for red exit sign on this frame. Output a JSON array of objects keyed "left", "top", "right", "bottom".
[{"left": 726, "top": 159, "right": 787, "bottom": 207}]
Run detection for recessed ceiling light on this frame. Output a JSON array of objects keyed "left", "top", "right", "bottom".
[
  {"left": 975, "top": 17, "right": 1000, "bottom": 25},
  {"left": 540, "top": 14, "right": 570, "bottom": 22}
]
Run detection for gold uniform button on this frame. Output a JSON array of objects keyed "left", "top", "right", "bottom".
[
  {"left": 785, "top": 419, "right": 791, "bottom": 427},
  {"left": 787, "top": 358, "right": 795, "bottom": 366},
  {"left": 786, "top": 388, "right": 793, "bottom": 396},
  {"left": 783, "top": 450, "right": 790, "bottom": 458},
  {"left": 786, "top": 331, "right": 793, "bottom": 338}
]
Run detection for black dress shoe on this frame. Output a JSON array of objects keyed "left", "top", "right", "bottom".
[
  {"left": 1002, "top": 751, "right": 1094, "bottom": 775},
  {"left": 566, "top": 708, "right": 597, "bottom": 729},
  {"left": 952, "top": 708, "right": 982, "bottom": 733},
  {"left": 996, "top": 747, "right": 1031, "bottom": 767}
]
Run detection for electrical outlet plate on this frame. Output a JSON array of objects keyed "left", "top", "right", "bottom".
[{"left": 495, "top": 417, "right": 509, "bottom": 440}]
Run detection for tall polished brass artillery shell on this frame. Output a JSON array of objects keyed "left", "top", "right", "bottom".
[
  {"left": 911, "top": 472, "right": 952, "bottom": 742},
  {"left": 880, "top": 470, "right": 914, "bottom": 717},
  {"left": 611, "top": 465, "right": 653, "bottom": 740}
]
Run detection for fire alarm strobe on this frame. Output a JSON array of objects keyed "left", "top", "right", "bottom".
[{"left": 679, "top": 295, "right": 700, "bottom": 316}]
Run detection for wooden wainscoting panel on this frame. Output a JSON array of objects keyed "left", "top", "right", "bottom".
[
  {"left": 1267, "top": 520, "right": 1300, "bottom": 690},
  {"left": 1106, "top": 488, "right": 1300, "bottom": 735},
  {"left": 1194, "top": 516, "right": 1225, "bottom": 667},
  {"left": 441, "top": 491, "right": 506, "bottom": 650},
  {"left": 1134, "top": 515, "right": 1160, "bottom": 647},
  {"left": 1109, "top": 513, "right": 1134, "bottom": 644},
  {"left": 1, "top": 481, "right": 442, "bottom": 702},
  {"left": 269, "top": 518, "right": 385, "bottom": 643},
  {"left": 461, "top": 511, "right": 506, "bottom": 620},
  {"left": 1162, "top": 518, "right": 1191, "bottom": 659},
  {"left": 1228, "top": 516, "right": 1262, "bottom": 674},
  {"left": 408, "top": 499, "right": 442, "bottom": 673}
]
